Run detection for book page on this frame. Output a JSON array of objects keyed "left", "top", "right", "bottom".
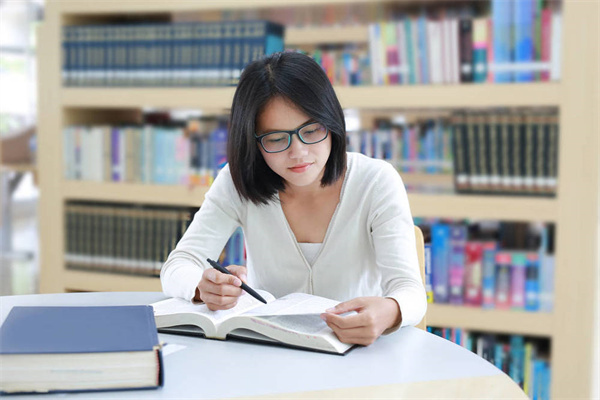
[
  {"left": 243, "top": 293, "right": 339, "bottom": 317},
  {"left": 151, "top": 289, "right": 276, "bottom": 325}
]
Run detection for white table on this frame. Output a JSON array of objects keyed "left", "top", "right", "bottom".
[{"left": 0, "top": 292, "right": 528, "bottom": 399}]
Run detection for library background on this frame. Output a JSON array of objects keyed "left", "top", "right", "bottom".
[{"left": 0, "top": 0, "right": 598, "bottom": 398}]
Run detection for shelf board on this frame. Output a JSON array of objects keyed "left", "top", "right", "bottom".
[
  {"left": 61, "top": 83, "right": 561, "bottom": 110},
  {"left": 426, "top": 303, "right": 554, "bottom": 337},
  {"left": 334, "top": 83, "right": 561, "bottom": 109},
  {"left": 64, "top": 269, "right": 161, "bottom": 292},
  {"left": 62, "top": 87, "right": 237, "bottom": 110},
  {"left": 286, "top": 26, "right": 368, "bottom": 45},
  {"left": 0, "top": 163, "right": 37, "bottom": 173},
  {"left": 63, "top": 181, "right": 208, "bottom": 206},
  {"left": 408, "top": 193, "right": 558, "bottom": 222},
  {"left": 57, "top": 0, "right": 383, "bottom": 14},
  {"left": 63, "top": 181, "right": 558, "bottom": 222},
  {"left": 401, "top": 172, "right": 453, "bottom": 188}
]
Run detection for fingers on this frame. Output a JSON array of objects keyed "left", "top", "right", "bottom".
[
  {"left": 201, "top": 292, "right": 239, "bottom": 311},
  {"left": 226, "top": 265, "right": 248, "bottom": 283},
  {"left": 324, "top": 319, "right": 379, "bottom": 346},
  {"left": 325, "top": 298, "right": 364, "bottom": 315},
  {"left": 204, "top": 268, "right": 242, "bottom": 287},
  {"left": 199, "top": 267, "right": 245, "bottom": 310},
  {"left": 201, "top": 279, "right": 243, "bottom": 297},
  {"left": 321, "top": 311, "right": 366, "bottom": 330}
]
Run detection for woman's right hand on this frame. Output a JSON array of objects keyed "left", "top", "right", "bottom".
[{"left": 195, "top": 265, "right": 248, "bottom": 311}]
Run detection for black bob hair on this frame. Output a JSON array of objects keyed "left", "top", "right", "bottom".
[{"left": 227, "top": 51, "right": 347, "bottom": 205}]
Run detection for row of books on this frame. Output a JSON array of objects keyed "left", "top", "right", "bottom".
[
  {"left": 311, "top": 46, "right": 370, "bottom": 86},
  {"left": 64, "top": 202, "right": 244, "bottom": 277},
  {"left": 64, "top": 202, "right": 197, "bottom": 276},
  {"left": 451, "top": 110, "right": 559, "bottom": 196},
  {"left": 62, "top": 20, "right": 284, "bottom": 87},
  {"left": 428, "top": 327, "right": 551, "bottom": 400},
  {"left": 346, "top": 118, "right": 453, "bottom": 174},
  {"left": 419, "top": 220, "right": 554, "bottom": 312},
  {"left": 369, "top": 1, "right": 562, "bottom": 85},
  {"left": 63, "top": 119, "right": 228, "bottom": 185}
]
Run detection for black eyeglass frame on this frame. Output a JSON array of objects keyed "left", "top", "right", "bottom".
[{"left": 254, "top": 121, "right": 329, "bottom": 153}]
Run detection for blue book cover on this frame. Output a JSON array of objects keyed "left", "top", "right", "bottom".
[
  {"left": 509, "top": 335, "right": 525, "bottom": 387},
  {"left": 431, "top": 223, "right": 450, "bottom": 303},
  {"left": 448, "top": 225, "right": 467, "bottom": 304},
  {"left": 481, "top": 242, "right": 498, "bottom": 308},
  {"left": 0, "top": 306, "right": 163, "bottom": 393},
  {"left": 424, "top": 243, "right": 433, "bottom": 303},
  {"left": 492, "top": 0, "right": 513, "bottom": 82},
  {"left": 514, "top": 0, "right": 534, "bottom": 82},
  {"left": 211, "top": 120, "right": 228, "bottom": 178},
  {"left": 417, "top": 12, "right": 430, "bottom": 84}
]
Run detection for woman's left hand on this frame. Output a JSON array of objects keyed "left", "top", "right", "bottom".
[{"left": 320, "top": 297, "right": 402, "bottom": 346}]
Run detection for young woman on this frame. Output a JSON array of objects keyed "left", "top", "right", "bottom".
[{"left": 161, "top": 52, "right": 426, "bottom": 346}]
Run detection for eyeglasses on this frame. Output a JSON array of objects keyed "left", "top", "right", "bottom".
[{"left": 254, "top": 121, "right": 329, "bottom": 153}]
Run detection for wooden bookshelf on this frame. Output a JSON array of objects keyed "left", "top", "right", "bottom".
[
  {"left": 38, "top": 1, "right": 598, "bottom": 398},
  {"left": 61, "top": 181, "right": 558, "bottom": 222},
  {"left": 61, "top": 84, "right": 561, "bottom": 109},
  {"left": 63, "top": 270, "right": 162, "bottom": 292},
  {"left": 63, "top": 181, "right": 208, "bottom": 207},
  {"left": 426, "top": 304, "right": 554, "bottom": 337}
]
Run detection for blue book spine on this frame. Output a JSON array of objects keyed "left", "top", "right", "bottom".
[
  {"left": 494, "top": 343, "right": 505, "bottom": 370},
  {"left": 211, "top": 120, "right": 228, "bottom": 178},
  {"left": 482, "top": 242, "right": 498, "bottom": 309},
  {"left": 424, "top": 243, "right": 433, "bottom": 303},
  {"left": 432, "top": 223, "right": 450, "bottom": 303},
  {"left": 265, "top": 21, "right": 284, "bottom": 56},
  {"left": 492, "top": 0, "right": 513, "bottom": 82},
  {"left": 62, "top": 26, "right": 71, "bottom": 86},
  {"left": 514, "top": 0, "right": 534, "bottom": 82},
  {"left": 448, "top": 225, "right": 467, "bottom": 304},
  {"left": 425, "top": 122, "right": 437, "bottom": 173},
  {"left": 509, "top": 335, "right": 525, "bottom": 387}
]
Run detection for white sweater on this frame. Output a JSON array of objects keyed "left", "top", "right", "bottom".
[{"left": 160, "top": 152, "right": 427, "bottom": 328}]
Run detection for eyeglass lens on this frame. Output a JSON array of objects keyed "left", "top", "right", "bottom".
[{"left": 260, "top": 123, "right": 327, "bottom": 153}]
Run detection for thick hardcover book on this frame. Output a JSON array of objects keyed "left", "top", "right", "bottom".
[
  {"left": 0, "top": 306, "right": 163, "bottom": 394},
  {"left": 152, "top": 292, "right": 354, "bottom": 355}
]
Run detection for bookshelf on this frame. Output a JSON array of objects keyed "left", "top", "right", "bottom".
[{"left": 38, "top": 1, "right": 598, "bottom": 398}]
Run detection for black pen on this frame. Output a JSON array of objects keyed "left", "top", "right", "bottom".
[{"left": 206, "top": 258, "right": 267, "bottom": 304}]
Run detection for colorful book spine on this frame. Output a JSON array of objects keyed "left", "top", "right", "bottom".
[
  {"left": 492, "top": 0, "right": 513, "bottom": 82},
  {"left": 494, "top": 251, "right": 512, "bottom": 309},
  {"left": 464, "top": 241, "right": 483, "bottom": 306},
  {"left": 472, "top": 18, "right": 488, "bottom": 83},
  {"left": 432, "top": 223, "right": 450, "bottom": 303},
  {"left": 509, "top": 335, "right": 525, "bottom": 387},
  {"left": 425, "top": 243, "right": 433, "bottom": 303},
  {"left": 513, "top": 0, "right": 534, "bottom": 82},
  {"left": 448, "top": 225, "right": 467, "bottom": 304},
  {"left": 510, "top": 252, "right": 527, "bottom": 310},
  {"left": 481, "top": 241, "right": 497, "bottom": 309}
]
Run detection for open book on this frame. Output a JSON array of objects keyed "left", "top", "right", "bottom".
[{"left": 151, "top": 292, "right": 354, "bottom": 355}]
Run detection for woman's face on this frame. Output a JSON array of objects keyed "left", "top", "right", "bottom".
[{"left": 256, "top": 97, "right": 332, "bottom": 192}]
